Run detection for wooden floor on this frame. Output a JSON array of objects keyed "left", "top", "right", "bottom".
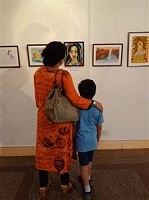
[{"left": 0, "top": 149, "right": 149, "bottom": 200}]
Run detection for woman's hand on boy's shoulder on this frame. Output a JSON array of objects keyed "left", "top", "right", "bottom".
[{"left": 93, "top": 100, "right": 103, "bottom": 112}]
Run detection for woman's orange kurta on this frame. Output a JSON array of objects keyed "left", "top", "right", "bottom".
[{"left": 34, "top": 67, "right": 91, "bottom": 174}]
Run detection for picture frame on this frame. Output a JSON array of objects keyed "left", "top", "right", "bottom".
[
  {"left": 27, "top": 44, "right": 46, "bottom": 67},
  {"left": 92, "top": 43, "right": 123, "bottom": 67},
  {"left": 0, "top": 46, "right": 20, "bottom": 68},
  {"left": 64, "top": 42, "right": 84, "bottom": 66},
  {"left": 127, "top": 32, "right": 149, "bottom": 67}
]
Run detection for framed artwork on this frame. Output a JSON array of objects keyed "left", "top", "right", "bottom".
[
  {"left": 64, "top": 42, "right": 84, "bottom": 66},
  {"left": 0, "top": 46, "right": 20, "bottom": 68},
  {"left": 127, "top": 32, "right": 149, "bottom": 67},
  {"left": 27, "top": 44, "right": 46, "bottom": 67},
  {"left": 92, "top": 43, "right": 123, "bottom": 67}
]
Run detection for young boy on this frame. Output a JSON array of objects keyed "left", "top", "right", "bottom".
[{"left": 75, "top": 79, "right": 104, "bottom": 200}]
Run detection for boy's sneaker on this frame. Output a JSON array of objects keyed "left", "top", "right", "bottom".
[{"left": 83, "top": 191, "right": 92, "bottom": 200}]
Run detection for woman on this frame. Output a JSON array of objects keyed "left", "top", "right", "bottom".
[{"left": 34, "top": 41, "right": 103, "bottom": 197}]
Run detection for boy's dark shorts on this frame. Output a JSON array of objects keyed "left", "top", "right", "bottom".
[{"left": 78, "top": 151, "right": 94, "bottom": 166}]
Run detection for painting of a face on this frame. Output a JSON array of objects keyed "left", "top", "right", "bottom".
[
  {"left": 64, "top": 42, "right": 84, "bottom": 66},
  {"left": 69, "top": 46, "right": 78, "bottom": 61}
]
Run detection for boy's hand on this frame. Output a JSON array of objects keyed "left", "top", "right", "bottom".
[{"left": 72, "top": 150, "right": 78, "bottom": 160}]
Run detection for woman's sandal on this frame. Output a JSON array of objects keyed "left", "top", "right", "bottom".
[
  {"left": 60, "top": 180, "right": 76, "bottom": 193},
  {"left": 39, "top": 181, "right": 51, "bottom": 198}
]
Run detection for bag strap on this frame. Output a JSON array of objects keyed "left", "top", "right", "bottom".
[
  {"left": 53, "top": 70, "right": 63, "bottom": 90},
  {"left": 46, "top": 68, "right": 63, "bottom": 89}
]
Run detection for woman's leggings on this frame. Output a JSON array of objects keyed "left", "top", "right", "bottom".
[{"left": 39, "top": 170, "right": 70, "bottom": 187}]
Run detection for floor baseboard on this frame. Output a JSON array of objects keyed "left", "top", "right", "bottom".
[{"left": 0, "top": 140, "right": 148, "bottom": 156}]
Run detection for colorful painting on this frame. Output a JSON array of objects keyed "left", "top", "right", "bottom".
[
  {"left": 127, "top": 32, "right": 149, "bottom": 67},
  {"left": 64, "top": 42, "right": 84, "bottom": 66},
  {"left": 27, "top": 44, "right": 46, "bottom": 67},
  {"left": 0, "top": 46, "right": 20, "bottom": 68},
  {"left": 92, "top": 44, "right": 123, "bottom": 66}
]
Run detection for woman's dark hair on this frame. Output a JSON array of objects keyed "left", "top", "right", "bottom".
[
  {"left": 78, "top": 79, "right": 96, "bottom": 99},
  {"left": 42, "top": 41, "right": 66, "bottom": 66},
  {"left": 66, "top": 43, "right": 82, "bottom": 63}
]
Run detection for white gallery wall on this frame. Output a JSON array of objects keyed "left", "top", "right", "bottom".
[{"left": 0, "top": 0, "right": 148, "bottom": 147}]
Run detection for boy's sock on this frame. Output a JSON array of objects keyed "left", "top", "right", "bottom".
[{"left": 84, "top": 184, "right": 91, "bottom": 193}]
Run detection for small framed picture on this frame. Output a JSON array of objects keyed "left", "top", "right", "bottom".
[
  {"left": 127, "top": 32, "right": 149, "bottom": 67},
  {"left": 92, "top": 43, "right": 123, "bottom": 67},
  {"left": 27, "top": 44, "right": 46, "bottom": 67},
  {"left": 64, "top": 42, "right": 84, "bottom": 66},
  {"left": 0, "top": 46, "right": 20, "bottom": 68}
]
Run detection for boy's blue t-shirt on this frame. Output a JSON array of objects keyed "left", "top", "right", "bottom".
[{"left": 75, "top": 106, "right": 104, "bottom": 152}]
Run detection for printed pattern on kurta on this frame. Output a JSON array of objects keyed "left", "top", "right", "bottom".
[{"left": 34, "top": 67, "right": 91, "bottom": 174}]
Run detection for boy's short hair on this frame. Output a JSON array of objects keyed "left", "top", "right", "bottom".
[{"left": 78, "top": 79, "right": 96, "bottom": 99}]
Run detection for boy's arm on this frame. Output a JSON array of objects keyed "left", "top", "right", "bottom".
[
  {"left": 72, "top": 122, "right": 78, "bottom": 160},
  {"left": 97, "top": 124, "right": 102, "bottom": 143}
]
